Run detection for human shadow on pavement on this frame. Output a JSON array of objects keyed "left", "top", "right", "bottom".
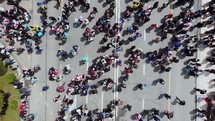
[
  {"left": 124, "top": 48, "right": 131, "bottom": 58},
  {"left": 79, "top": 60, "right": 85, "bottom": 66},
  {"left": 190, "top": 89, "right": 195, "bottom": 95},
  {"left": 175, "top": 49, "right": 186, "bottom": 59},
  {"left": 189, "top": 109, "right": 197, "bottom": 115},
  {"left": 151, "top": 79, "right": 158, "bottom": 86},
  {"left": 125, "top": 0, "right": 131, "bottom": 4},
  {"left": 102, "top": 2, "right": 108, "bottom": 8},
  {"left": 159, "top": 111, "right": 165, "bottom": 118},
  {"left": 171, "top": 98, "right": 177, "bottom": 105},
  {"left": 54, "top": 4, "right": 60, "bottom": 10},
  {"left": 132, "top": 85, "right": 139, "bottom": 91},
  {"left": 130, "top": 114, "right": 137, "bottom": 120},
  {"left": 158, "top": 94, "right": 164, "bottom": 99},
  {"left": 180, "top": 67, "right": 187, "bottom": 76},
  {"left": 98, "top": 0, "right": 103, "bottom": 3}
]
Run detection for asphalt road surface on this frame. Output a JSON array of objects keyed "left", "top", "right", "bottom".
[{"left": 1, "top": 0, "right": 204, "bottom": 121}]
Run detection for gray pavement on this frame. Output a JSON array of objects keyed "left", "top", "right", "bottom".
[{"left": 1, "top": 0, "right": 214, "bottom": 121}]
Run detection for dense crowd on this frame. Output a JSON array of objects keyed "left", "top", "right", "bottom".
[{"left": 0, "top": 0, "right": 214, "bottom": 121}]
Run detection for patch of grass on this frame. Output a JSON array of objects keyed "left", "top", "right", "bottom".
[
  {"left": 10, "top": 100, "right": 18, "bottom": 110},
  {"left": 5, "top": 74, "right": 17, "bottom": 84},
  {"left": 0, "top": 94, "right": 3, "bottom": 113},
  {"left": 0, "top": 67, "right": 20, "bottom": 121}
]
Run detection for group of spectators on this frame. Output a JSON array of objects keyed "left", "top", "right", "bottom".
[{"left": 0, "top": 0, "right": 214, "bottom": 121}]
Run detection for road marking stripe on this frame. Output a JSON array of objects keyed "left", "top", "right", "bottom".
[
  {"left": 101, "top": 92, "right": 104, "bottom": 111},
  {"left": 142, "top": 99, "right": 145, "bottom": 109},
  {"left": 143, "top": 64, "right": 145, "bottom": 75},
  {"left": 86, "top": 61, "right": 89, "bottom": 71},
  {"left": 45, "top": 102, "right": 49, "bottom": 107},
  {"left": 115, "top": 0, "right": 118, "bottom": 23},
  {"left": 33, "top": 84, "right": 37, "bottom": 88},
  {"left": 118, "top": 0, "right": 121, "bottom": 23},
  {"left": 39, "top": 92, "right": 43, "bottom": 97},
  {"left": 86, "top": 93, "right": 89, "bottom": 104},
  {"left": 28, "top": 55, "right": 31, "bottom": 60},
  {"left": 74, "top": 95, "right": 77, "bottom": 108},
  {"left": 50, "top": 111, "right": 53, "bottom": 115}
]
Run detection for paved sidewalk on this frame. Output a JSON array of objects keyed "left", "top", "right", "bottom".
[{"left": 196, "top": 0, "right": 215, "bottom": 121}]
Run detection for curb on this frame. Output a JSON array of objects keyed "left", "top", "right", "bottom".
[{"left": 0, "top": 40, "right": 30, "bottom": 121}]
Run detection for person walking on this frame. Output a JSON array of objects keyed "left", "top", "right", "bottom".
[
  {"left": 163, "top": 110, "right": 174, "bottom": 119},
  {"left": 163, "top": 93, "right": 171, "bottom": 99},
  {"left": 194, "top": 88, "right": 207, "bottom": 94},
  {"left": 176, "top": 96, "right": 186, "bottom": 105},
  {"left": 49, "top": 16, "right": 57, "bottom": 23}
]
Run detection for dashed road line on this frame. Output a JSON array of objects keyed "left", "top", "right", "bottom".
[
  {"left": 101, "top": 92, "right": 104, "bottom": 111},
  {"left": 143, "top": 29, "right": 146, "bottom": 41},
  {"left": 39, "top": 92, "right": 43, "bottom": 97},
  {"left": 86, "top": 92, "right": 89, "bottom": 104},
  {"left": 45, "top": 102, "right": 49, "bottom": 107},
  {"left": 143, "top": 64, "right": 145, "bottom": 75},
  {"left": 50, "top": 111, "right": 53, "bottom": 115},
  {"left": 142, "top": 99, "right": 145, "bottom": 109},
  {"left": 86, "top": 61, "right": 89, "bottom": 71}
]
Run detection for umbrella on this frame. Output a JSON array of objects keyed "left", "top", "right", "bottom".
[
  {"left": 25, "top": 24, "right": 30, "bottom": 30},
  {"left": 175, "top": 41, "right": 181, "bottom": 48},
  {"left": 20, "top": 105, "right": 26, "bottom": 110},
  {"left": 53, "top": 69, "right": 58, "bottom": 75},
  {"left": 63, "top": 32, "right": 69, "bottom": 38},
  {"left": 37, "top": 32, "right": 43, "bottom": 37},
  {"left": 82, "top": 55, "right": 89, "bottom": 62}
]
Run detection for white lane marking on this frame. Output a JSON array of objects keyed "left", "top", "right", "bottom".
[
  {"left": 86, "top": 61, "right": 89, "bottom": 71},
  {"left": 74, "top": 95, "right": 77, "bottom": 108},
  {"left": 115, "top": 0, "right": 118, "bottom": 23},
  {"left": 116, "top": 66, "right": 119, "bottom": 98},
  {"left": 116, "top": 105, "right": 118, "bottom": 117},
  {"left": 39, "top": 92, "right": 43, "bottom": 97},
  {"left": 142, "top": 99, "right": 145, "bottom": 109},
  {"left": 50, "top": 111, "right": 53, "bottom": 115},
  {"left": 101, "top": 92, "right": 104, "bottom": 111},
  {"left": 45, "top": 102, "right": 49, "bottom": 107},
  {"left": 143, "top": 64, "right": 145, "bottom": 75},
  {"left": 86, "top": 93, "right": 89, "bottom": 104},
  {"left": 118, "top": 0, "right": 121, "bottom": 23},
  {"left": 143, "top": 29, "right": 146, "bottom": 41}
]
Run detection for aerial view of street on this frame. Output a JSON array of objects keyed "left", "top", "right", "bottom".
[{"left": 0, "top": 0, "right": 214, "bottom": 121}]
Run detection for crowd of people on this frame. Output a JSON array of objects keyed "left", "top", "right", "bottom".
[{"left": 0, "top": 0, "right": 214, "bottom": 121}]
